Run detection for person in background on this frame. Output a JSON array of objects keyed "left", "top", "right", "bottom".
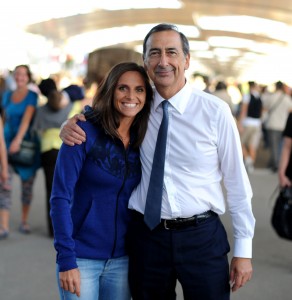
[
  {"left": 212, "top": 80, "right": 235, "bottom": 115},
  {"left": 0, "top": 115, "right": 10, "bottom": 239},
  {"left": 63, "top": 83, "right": 93, "bottom": 116},
  {"left": 238, "top": 81, "right": 263, "bottom": 173},
  {"left": 259, "top": 84, "right": 271, "bottom": 149},
  {"left": 4, "top": 70, "right": 16, "bottom": 92},
  {"left": 82, "top": 77, "right": 98, "bottom": 104},
  {"left": 202, "top": 75, "right": 211, "bottom": 93},
  {"left": 59, "top": 23, "right": 255, "bottom": 300},
  {"left": 33, "top": 78, "right": 74, "bottom": 237},
  {"left": 1, "top": 65, "right": 39, "bottom": 234},
  {"left": 262, "top": 81, "right": 292, "bottom": 172},
  {"left": 38, "top": 78, "right": 70, "bottom": 108},
  {"left": 278, "top": 112, "right": 292, "bottom": 187},
  {"left": 50, "top": 62, "right": 153, "bottom": 299},
  {"left": 62, "top": 84, "right": 85, "bottom": 102}
]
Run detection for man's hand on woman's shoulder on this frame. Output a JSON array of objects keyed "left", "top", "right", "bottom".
[{"left": 60, "top": 114, "right": 87, "bottom": 146}]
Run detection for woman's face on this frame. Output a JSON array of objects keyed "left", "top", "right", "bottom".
[
  {"left": 14, "top": 66, "right": 30, "bottom": 88},
  {"left": 114, "top": 71, "right": 147, "bottom": 122}
]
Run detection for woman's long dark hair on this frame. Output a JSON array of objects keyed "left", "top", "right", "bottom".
[{"left": 87, "top": 62, "right": 153, "bottom": 149}]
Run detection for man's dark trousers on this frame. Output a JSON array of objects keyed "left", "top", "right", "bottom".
[{"left": 127, "top": 212, "right": 230, "bottom": 300}]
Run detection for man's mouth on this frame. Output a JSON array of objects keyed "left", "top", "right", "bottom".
[{"left": 155, "top": 68, "right": 173, "bottom": 75}]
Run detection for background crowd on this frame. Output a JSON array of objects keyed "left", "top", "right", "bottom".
[
  {"left": 1, "top": 64, "right": 292, "bottom": 240},
  {"left": 1, "top": 64, "right": 292, "bottom": 241},
  {"left": 0, "top": 65, "right": 93, "bottom": 239}
]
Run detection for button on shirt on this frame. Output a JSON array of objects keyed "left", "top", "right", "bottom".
[{"left": 128, "top": 83, "right": 255, "bottom": 258}]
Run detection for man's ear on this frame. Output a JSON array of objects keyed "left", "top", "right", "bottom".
[{"left": 184, "top": 53, "right": 191, "bottom": 71}]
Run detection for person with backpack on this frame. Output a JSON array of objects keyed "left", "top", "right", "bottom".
[{"left": 238, "top": 81, "right": 263, "bottom": 173}]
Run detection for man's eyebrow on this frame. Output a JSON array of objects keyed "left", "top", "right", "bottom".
[
  {"left": 166, "top": 47, "right": 178, "bottom": 51},
  {"left": 149, "top": 47, "right": 178, "bottom": 52},
  {"left": 149, "top": 47, "right": 160, "bottom": 52}
]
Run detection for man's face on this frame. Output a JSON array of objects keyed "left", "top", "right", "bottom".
[{"left": 143, "top": 30, "right": 190, "bottom": 98}]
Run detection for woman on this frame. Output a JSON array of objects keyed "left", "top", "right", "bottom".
[
  {"left": 278, "top": 112, "right": 292, "bottom": 187},
  {"left": 50, "top": 62, "right": 153, "bottom": 300},
  {"left": 2, "top": 65, "right": 39, "bottom": 234}
]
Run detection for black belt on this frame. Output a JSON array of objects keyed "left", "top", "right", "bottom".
[{"left": 132, "top": 210, "right": 217, "bottom": 230}]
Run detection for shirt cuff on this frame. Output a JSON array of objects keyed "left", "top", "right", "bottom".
[{"left": 233, "top": 238, "right": 253, "bottom": 258}]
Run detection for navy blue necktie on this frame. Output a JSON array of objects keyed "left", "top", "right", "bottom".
[{"left": 144, "top": 100, "right": 169, "bottom": 230}]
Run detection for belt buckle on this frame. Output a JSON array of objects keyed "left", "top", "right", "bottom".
[
  {"left": 164, "top": 219, "right": 170, "bottom": 230},
  {"left": 164, "top": 219, "right": 176, "bottom": 230}
]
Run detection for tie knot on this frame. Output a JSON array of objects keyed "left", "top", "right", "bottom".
[
  {"left": 162, "top": 101, "right": 169, "bottom": 117},
  {"left": 162, "top": 100, "right": 169, "bottom": 110}
]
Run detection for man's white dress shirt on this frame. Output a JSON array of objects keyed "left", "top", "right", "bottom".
[{"left": 129, "top": 82, "right": 255, "bottom": 258}]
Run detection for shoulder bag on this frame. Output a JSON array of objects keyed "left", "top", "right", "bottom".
[
  {"left": 8, "top": 131, "right": 39, "bottom": 167},
  {"left": 271, "top": 186, "right": 292, "bottom": 240}
]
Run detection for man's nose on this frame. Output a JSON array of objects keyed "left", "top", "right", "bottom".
[{"left": 158, "top": 53, "right": 168, "bottom": 66}]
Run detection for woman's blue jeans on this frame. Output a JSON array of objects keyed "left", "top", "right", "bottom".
[{"left": 56, "top": 256, "right": 131, "bottom": 300}]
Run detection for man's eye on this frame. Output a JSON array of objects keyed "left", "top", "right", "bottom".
[
  {"left": 149, "top": 51, "right": 160, "bottom": 57},
  {"left": 168, "top": 51, "right": 177, "bottom": 56}
]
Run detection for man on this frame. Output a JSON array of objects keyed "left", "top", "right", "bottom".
[
  {"left": 238, "top": 81, "right": 263, "bottom": 173},
  {"left": 262, "top": 81, "right": 292, "bottom": 172},
  {"left": 60, "top": 23, "right": 255, "bottom": 300}
]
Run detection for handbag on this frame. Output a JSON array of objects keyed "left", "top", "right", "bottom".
[
  {"left": 8, "top": 133, "right": 38, "bottom": 166},
  {"left": 271, "top": 186, "right": 292, "bottom": 240}
]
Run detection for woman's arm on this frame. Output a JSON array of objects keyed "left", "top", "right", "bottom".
[
  {"left": 0, "top": 117, "right": 9, "bottom": 187},
  {"left": 9, "top": 105, "right": 35, "bottom": 154},
  {"left": 51, "top": 123, "right": 90, "bottom": 297},
  {"left": 278, "top": 136, "right": 292, "bottom": 187}
]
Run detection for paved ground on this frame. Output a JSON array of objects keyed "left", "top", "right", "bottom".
[{"left": 1, "top": 166, "right": 292, "bottom": 300}]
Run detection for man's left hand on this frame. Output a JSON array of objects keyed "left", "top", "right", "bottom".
[{"left": 229, "top": 257, "right": 253, "bottom": 292}]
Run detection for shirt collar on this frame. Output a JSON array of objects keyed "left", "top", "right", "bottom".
[{"left": 153, "top": 81, "right": 192, "bottom": 114}]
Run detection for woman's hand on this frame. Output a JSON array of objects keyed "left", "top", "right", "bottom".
[
  {"left": 279, "top": 173, "right": 291, "bottom": 188},
  {"left": 9, "top": 138, "right": 22, "bottom": 154},
  {"left": 59, "top": 268, "right": 81, "bottom": 297},
  {"left": 0, "top": 169, "right": 10, "bottom": 190}
]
